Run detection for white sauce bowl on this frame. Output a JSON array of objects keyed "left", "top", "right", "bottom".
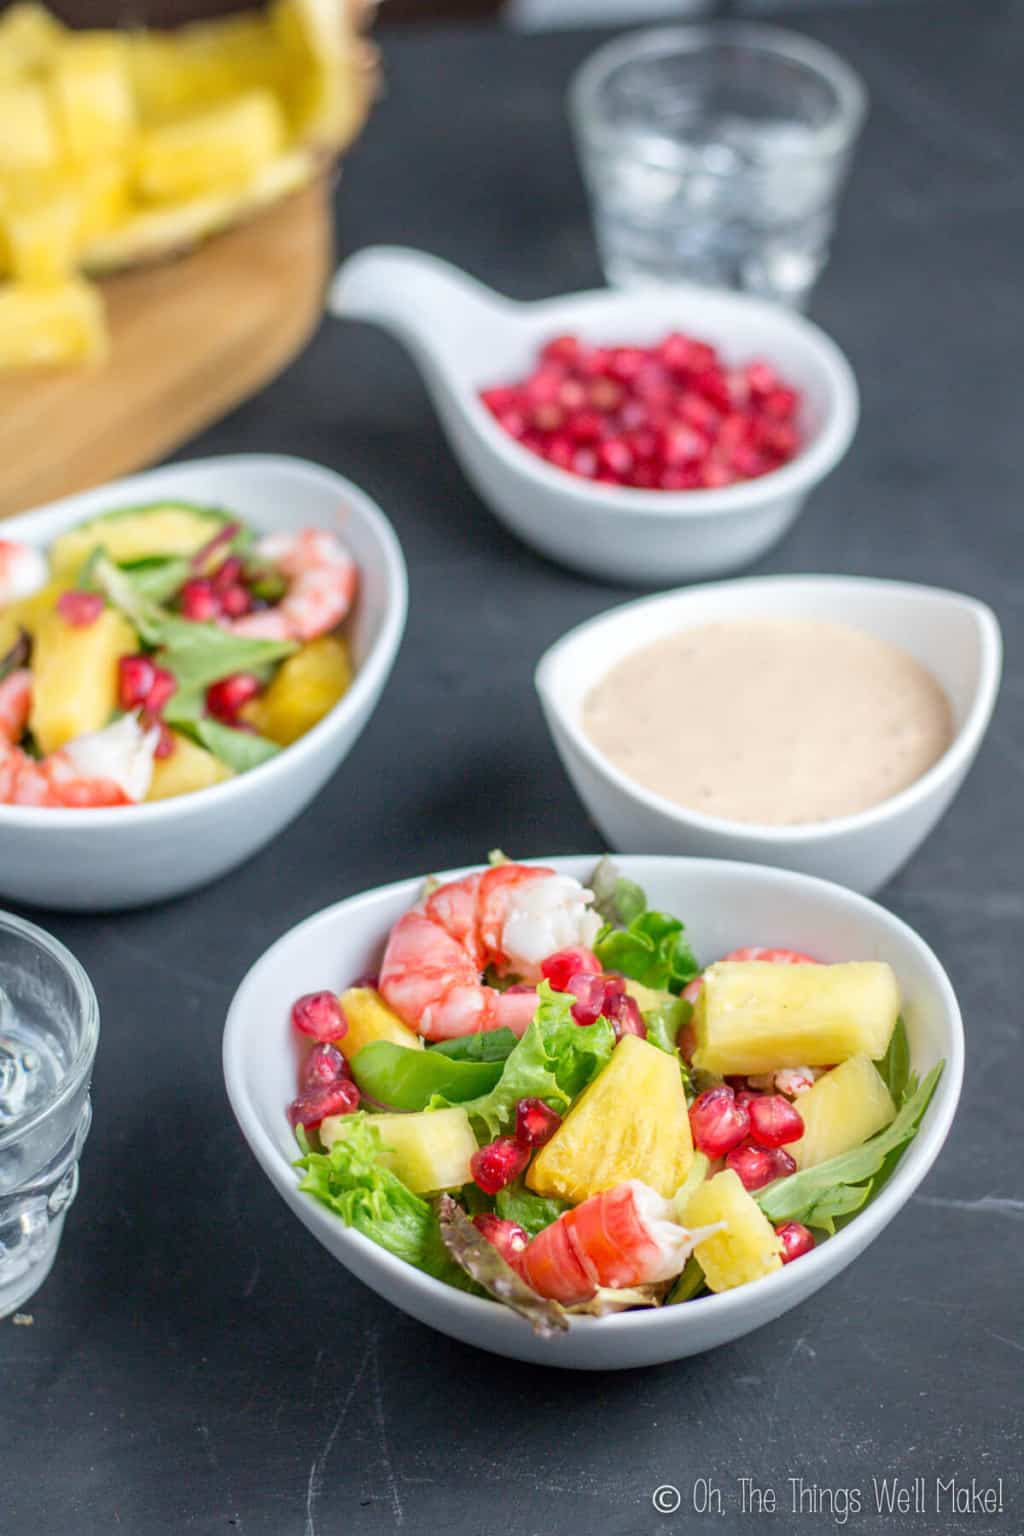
[
  {"left": 0, "top": 455, "right": 407, "bottom": 910},
  {"left": 223, "top": 854, "right": 963, "bottom": 1370},
  {"left": 536, "top": 576, "right": 1001, "bottom": 894}
]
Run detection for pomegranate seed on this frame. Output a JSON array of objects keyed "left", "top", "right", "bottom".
[
  {"left": 545, "top": 435, "right": 575, "bottom": 472},
  {"left": 523, "top": 368, "right": 563, "bottom": 405},
  {"left": 697, "top": 368, "right": 732, "bottom": 413},
  {"left": 473, "top": 1213, "right": 529, "bottom": 1267},
  {"left": 303, "top": 1041, "right": 348, "bottom": 1088},
  {"left": 144, "top": 665, "right": 176, "bottom": 716},
  {"left": 567, "top": 972, "right": 606, "bottom": 1027},
  {"left": 180, "top": 578, "right": 220, "bottom": 622},
  {"left": 597, "top": 437, "right": 633, "bottom": 478},
  {"left": 557, "top": 378, "right": 587, "bottom": 411},
  {"left": 291, "top": 991, "right": 347, "bottom": 1042},
  {"left": 608, "top": 346, "right": 648, "bottom": 383},
  {"left": 540, "top": 946, "right": 600, "bottom": 992},
  {"left": 744, "top": 360, "right": 779, "bottom": 396},
  {"left": 211, "top": 556, "right": 244, "bottom": 593},
  {"left": 726, "top": 1142, "right": 796, "bottom": 1191},
  {"left": 541, "top": 335, "right": 581, "bottom": 366},
  {"left": 351, "top": 971, "right": 380, "bottom": 991},
  {"left": 288, "top": 1077, "right": 359, "bottom": 1129},
  {"left": 662, "top": 423, "right": 708, "bottom": 466},
  {"left": 748, "top": 1094, "right": 804, "bottom": 1148},
  {"left": 588, "top": 378, "right": 624, "bottom": 412},
  {"left": 515, "top": 1097, "right": 562, "bottom": 1147},
  {"left": 206, "top": 672, "right": 261, "bottom": 722},
  {"left": 470, "top": 1137, "right": 530, "bottom": 1194},
  {"left": 761, "top": 386, "right": 798, "bottom": 421},
  {"left": 570, "top": 447, "right": 598, "bottom": 478},
  {"left": 608, "top": 993, "right": 646, "bottom": 1041},
  {"left": 776, "top": 1221, "right": 815, "bottom": 1263},
  {"left": 152, "top": 720, "right": 175, "bottom": 758},
  {"left": 689, "top": 1085, "right": 751, "bottom": 1158},
  {"left": 118, "top": 654, "right": 157, "bottom": 711},
  {"left": 480, "top": 385, "right": 519, "bottom": 416},
  {"left": 677, "top": 1023, "right": 696, "bottom": 1061},
  {"left": 218, "top": 584, "right": 251, "bottom": 618},
  {"left": 700, "top": 461, "right": 734, "bottom": 489},
  {"left": 57, "top": 590, "right": 104, "bottom": 627},
  {"left": 497, "top": 408, "right": 528, "bottom": 439},
  {"left": 566, "top": 410, "right": 603, "bottom": 444}
]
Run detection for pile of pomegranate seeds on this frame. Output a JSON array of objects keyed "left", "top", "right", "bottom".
[
  {"left": 690, "top": 1082, "right": 804, "bottom": 1191},
  {"left": 540, "top": 946, "right": 647, "bottom": 1041},
  {"left": 117, "top": 653, "right": 178, "bottom": 757},
  {"left": 288, "top": 1000, "right": 358, "bottom": 1128},
  {"left": 180, "top": 553, "right": 253, "bottom": 623},
  {"left": 480, "top": 333, "right": 802, "bottom": 491}
]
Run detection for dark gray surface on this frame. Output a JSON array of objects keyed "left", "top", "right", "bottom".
[{"left": 2, "top": 6, "right": 1021, "bottom": 1534}]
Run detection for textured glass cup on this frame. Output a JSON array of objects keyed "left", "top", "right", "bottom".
[
  {"left": 0, "top": 914, "right": 98, "bottom": 1317},
  {"left": 570, "top": 24, "right": 866, "bottom": 307}
]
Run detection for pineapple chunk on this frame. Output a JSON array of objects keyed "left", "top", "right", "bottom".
[
  {"left": 0, "top": 278, "right": 107, "bottom": 369},
  {"left": 51, "top": 35, "right": 135, "bottom": 162},
  {"left": 336, "top": 986, "right": 423, "bottom": 1062},
  {"left": 683, "top": 1170, "right": 783, "bottom": 1292},
  {"left": 693, "top": 961, "right": 900, "bottom": 1076},
  {"left": 792, "top": 1055, "right": 896, "bottom": 1171},
  {"left": 0, "top": 82, "right": 58, "bottom": 169},
  {"left": 272, "top": 0, "right": 367, "bottom": 149},
  {"left": 29, "top": 603, "right": 137, "bottom": 753},
  {"left": 50, "top": 503, "right": 226, "bottom": 580},
  {"left": 0, "top": 578, "right": 64, "bottom": 654},
  {"left": 147, "top": 732, "right": 234, "bottom": 801},
  {"left": 0, "top": 4, "right": 65, "bottom": 77},
  {"left": 133, "top": 90, "right": 286, "bottom": 203},
  {"left": 527, "top": 1034, "right": 693, "bottom": 1203},
  {"left": 3, "top": 188, "right": 82, "bottom": 282},
  {"left": 241, "top": 634, "right": 352, "bottom": 746},
  {"left": 321, "top": 1107, "right": 476, "bottom": 1194}
]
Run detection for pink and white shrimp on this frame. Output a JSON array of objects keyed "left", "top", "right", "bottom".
[
  {"left": 0, "top": 539, "right": 47, "bottom": 606},
  {"left": 518, "top": 1181, "right": 706, "bottom": 1305},
  {"left": 228, "top": 528, "right": 357, "bottom": 643},
  {"left": 378, "top": 863, "right": 602, "bottom": 1040},
  {"left": 0, "top": 670, "right": 157, "bottom": 808}
]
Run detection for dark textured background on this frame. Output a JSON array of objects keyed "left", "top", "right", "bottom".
[{"left": 2, "top": 5, "right": 1022, "bottom": 1533}]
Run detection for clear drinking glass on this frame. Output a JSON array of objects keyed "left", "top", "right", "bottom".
[
  {"left": 0, "top": 913, "right": 98, "bottom": 1317},
  {"left": 570, "top": 24, "right": 867, "bottom": 307}
]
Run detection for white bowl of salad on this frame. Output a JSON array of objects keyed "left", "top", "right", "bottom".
[
  {"left": 0, "top": 454, "right": 407, "bottom": 909},
  {"left": 223, "top": 853, "right": 962, "bottom": 1370}
]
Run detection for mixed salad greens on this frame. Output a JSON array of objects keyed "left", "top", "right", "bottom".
[{"left": 290, "top": 858, "right": 943, "bottom": 1335}]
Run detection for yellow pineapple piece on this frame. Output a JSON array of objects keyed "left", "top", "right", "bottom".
[
  {"left": 0, "top": 578, "right": 64, "bottom": 654},
  {"left": 320, "top": 1107, "right": 476, "bottom": 1194},
  {"left": 74, "top": 158, "right": 128, "bottom": 242},
  {"left": 272, "top": 0, "right": 369, "bottom": 150},
  {"left": 133, "top": 90, "right": 286, "bottom": 204},
  {"left": 30, "top": 602, "right": 137, "bottom": 753},
  {"left": 50, "top": 35, "right": 135, "bottom": 163},
  {"left": 3, "top": 188, "right": 82, "bottom": 282},
  {"left": 0, "top": 82, "right": 58, "bottom": 170},
  {"left": 693, "top": 961, "right": 900, "bottom": 1076},
  {"left": 792, "top": 1055, "right": 896, "bottom": 1171},
  {"left": 527, "top": 1034, "right": 693, "bottom": 1202},
  {"left": 0, "top": 278, "right": 108, "bottom": 370},
  {"left": 241, "top": 635, "right": 352, "bottom": 746},
  {"left": 51, "top": 503, "right": 227, "bottom": 580},
  {"left": 147, "top": 732, "right": 234, "bottom": 801},
  {"left": 127, "top": 15, "right": 284, "bottom": 124},
  {"left": 336, "top": 986, "right": 424, "bottom": 1062},
  {"left": 683, "top": 1169, "right": 783, "bottom": 1292},
  {"left": 0, "top": 4, "right": 65, "bottom": 80}
]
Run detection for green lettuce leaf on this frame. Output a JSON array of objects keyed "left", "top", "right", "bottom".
[
  {"left": 589, "top": 859, "right": 699, "bottom": 995},
  {"left": 445, "top": 981, "right": 614, "bottom": 1141},
  {"left": 296, "top": 1116, "right": 475, "bottom": 1291},
  {"left": 756, "top": 1063, "right": 943, "bottom": 1231},
  {"left": 494, "top": 1183, "right": 570, "bottom": 1238}
]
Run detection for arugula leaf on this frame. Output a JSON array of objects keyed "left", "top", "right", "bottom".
[
  {"left": 296, "top": 1116, "right": 476, "bottom": 1291},
  {"left": 876, "top": 1016, "right": 910, "bottom": 1105},
  {"left": 666, "top": 1256, "right": 707, "bottom": 1305},
  {"left": 427, "top": 1029, "right": 519, "bottom": 1064},
  {"left": 495, "top": 1183, "right": 570, "bottom": 1238},
  {"left": 184, "top": 717, "right": 280, "bottom": 772},
  {"left": 119, "top": 556, "right": 191, "bottom": 605},
  {"left": 92, "top": 554, "right": 166, "bottom": 643},
  {"left": 444, "top": 981, "right": 614, "bottom": 1141},
  {"left": 756, "top": 1064, "right": 943, "bottom": 1230}
]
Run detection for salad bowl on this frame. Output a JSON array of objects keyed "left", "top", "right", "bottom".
[
  {"left": 223, "top": 854, "right": 962, "bottom": 1370},
  {"left": 329, "top": 246, "right": 858, "bottom": 586},
  {"left": 536, "top": 576, "right": 1002, "bottom": 895},
  {"left": 0, "top": 455, "right": 407, "bottom": 910}
]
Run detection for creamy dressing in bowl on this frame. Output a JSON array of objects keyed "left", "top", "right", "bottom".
[{"left": 582, "top": 617, "right": 953, "bottom": 827}]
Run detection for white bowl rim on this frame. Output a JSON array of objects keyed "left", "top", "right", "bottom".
[
  {"left": 465, "top": 280, "right": 859, "bottom": 518},
  {"left": 0, "top": 453, "right": 409, "bottom": 829},
  {"left": 535, "top": 574, "right": 1003, "bottom": 845},
  {"left": 222, "top": 852, "right": 964, "bottom": 1342}
]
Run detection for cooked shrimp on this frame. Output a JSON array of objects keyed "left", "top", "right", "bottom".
[
  {"left": 378, "top": 864, "right": 602, "bottom": 1040},
  {"left": 228, "top": 528, "right": 356, "bottom": 642},
  {"left": 0, "top": 539, "right": 47, "bottom": 606},
  {"left": 0, "top": 684, "right": 157, "bottom": 808},
  {"left": 519, "top": 1181, "right": 705, "bottom": 1305}
]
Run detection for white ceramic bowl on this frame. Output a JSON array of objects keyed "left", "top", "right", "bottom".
[
  {"left": 0, "top": 455, "right": 407, "bottom": 910},
  {"left": 223, "top": 854, "right": 963, "bottom": 1371},
  {"left": 536, "top": 576, "right": 1002, "bottom": 895},
  {"left": 329, "top": 246, "right": 859, "bottom": 585}
]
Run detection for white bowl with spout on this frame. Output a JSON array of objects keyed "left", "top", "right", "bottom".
[
  {"left": 536, "top": 576, "right": 1002, "bottom": 895},
  {"left": 0, "top": 455, "right": 407, "bottom": 910},
  {"left": 329, "top": 246, "right": 858, "bottom": 586},
  {"left": 223, "top": 853, "right": 963, "bottom": 1370}
]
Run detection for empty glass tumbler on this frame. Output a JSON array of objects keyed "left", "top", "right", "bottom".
[
  {"left": 570, "top": 24, "right": 866, "bottom": 307},
  {"left": 0, "top": 913, "right": 98, "bottom": 1317}
]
